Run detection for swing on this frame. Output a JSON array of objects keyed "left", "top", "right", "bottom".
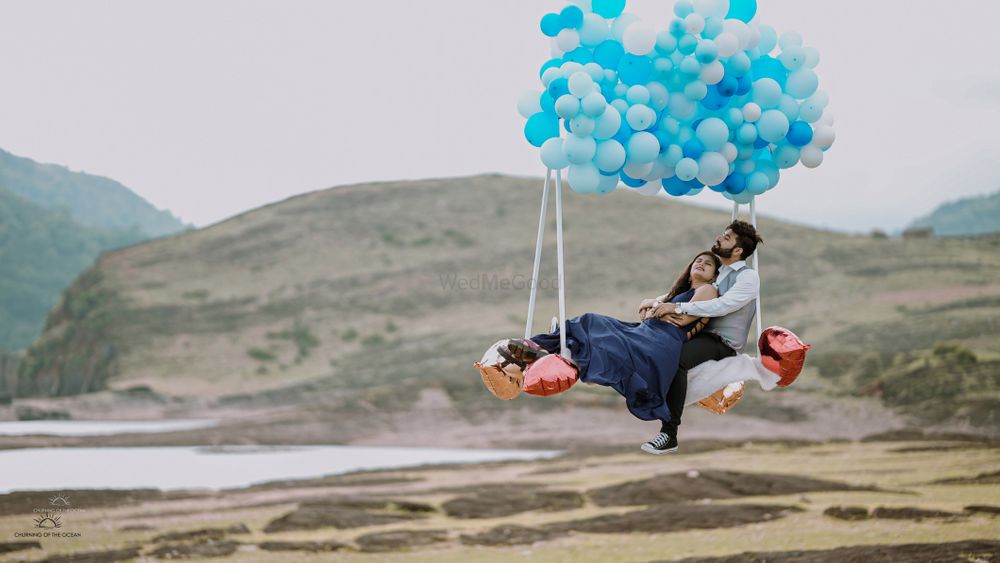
[{"left": 475, "top": 168, "right": 810, "bottom": 411}]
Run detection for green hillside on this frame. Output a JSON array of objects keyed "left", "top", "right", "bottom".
[
  {"left": 908, "top": 189, "right": 1000, "bottom": 236},
  {"left": 0, "top": 147, "right": 188, "bottom": 237},
  {"left": 0, "top": 189, "right": 146, "bottom": 351},
  {"left": 14, "top": 175, "right": 1000, "bottom": 430}
]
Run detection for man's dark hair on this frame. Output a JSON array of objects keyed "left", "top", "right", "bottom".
[{"left": 727, "top": 220, "right": 763, "bottom": 259}]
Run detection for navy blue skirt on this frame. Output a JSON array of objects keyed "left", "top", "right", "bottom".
[{"left": 530, "top": 312, "right": 685, "bottom": 424}]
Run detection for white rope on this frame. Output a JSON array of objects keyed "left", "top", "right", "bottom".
[
  {"left": 750, "top": 198, "right": 763, "bottom": 348},
  {"left": 524, "top": 169, "right": 552, "bottom": 338},
  {"left": 555, "top": 168, "right": 570, "bottom": 361}
]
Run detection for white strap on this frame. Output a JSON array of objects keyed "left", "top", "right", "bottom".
[
  {"left": 554, "top": 169, "right": 570, "bottom": 361},
  {"left": 524, "top": 169, "right": 552, "bottom": 338}
]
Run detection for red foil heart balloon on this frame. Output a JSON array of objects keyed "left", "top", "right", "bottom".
[{"left": 758, "top": 326, "right": 811, "bottom": 387}]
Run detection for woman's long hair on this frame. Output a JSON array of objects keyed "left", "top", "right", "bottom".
[{"left": 663, "top": 251, "right": 722, "bottom": 302}]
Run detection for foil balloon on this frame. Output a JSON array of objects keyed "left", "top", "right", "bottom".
[
  {"left": 474, "top": 340, "right": 525, "bottom": 400},
  {"left": 523, "top": 354, "right": 579, "bottom": 396},
  {"left": 758, "top": 326, "right": 811, "bottom": 387},
  {"left": 697, "top": 381, "right": 745, "bottom": 414}
]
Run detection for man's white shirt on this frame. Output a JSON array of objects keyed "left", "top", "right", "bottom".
[{"left": 656, "top": 260, "right": 760, "bottom": 318}]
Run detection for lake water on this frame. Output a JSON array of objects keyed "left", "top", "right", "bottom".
[
  {"left": 0, "top": 419, "right": 219, "bottom": 436},
  {"left": 0, "top": 445, "right": 560, "bottom": 493}
]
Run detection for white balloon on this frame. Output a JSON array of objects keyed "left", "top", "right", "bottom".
[
  {"left": 579, "top": 13, "right": 610, "bottom": 47},
  {"left": 715, "top": 32, "right": 740, "bottom": 58},
  {"left": 636, "top": 182, "right": 663, "bottom": 196},
  {"left": 624, "top": 161, "right": 654, "bottom": 178},
  {"left": 700, "top": 61, "right": 725, "bottom": 85},
  {"left": 612, "top": 13, "right": 639, "bottom": 42},
  {"left": 568, "top": 71, "right": 596, "bottom": 98},
  {"left": 623, "top": 22, "right": 657, "bottom": 55},
  {"left": 560, "top": 61, "right": 584, "bottom": 77},
  {"left": 722, "top": 20, "right": 750, "bottom": 46},
  {"left": 779, "top": 31, "right": 803, "bottom": 50},
  {"left": 697, "top": 152, "right": 729, "bottom": 186},
  {"left": 541, "top": 67, "right": 562, "bottom": 87},
  {"left": 584, "top": 62, "right": 605, "bottom": 82},
  {"left": 517, "top": 91, "right": 542, "bottom": 119},
  {"left": 550, "top": 41, "right": 564, "bottom": 58},
  {"left": 804, "top": 47, "right": 821, "bottom": 69},
  {"left": 693, "top": 0, "right": 717, "bottom": 17},
  {"left": 684, "top": 13, "right": 706, "bottom": 35},
  {"left": 745, "top": 23, "right": 761, "bottom": 50},
  {"left": 743, "top": 102, "right": 762, "bottom": 122},
  {"left": 820, "top": 109, "right": 835, "bottom": 126},
  {"left": 812, "top": 124, "right": 836, "bottom": 149},
  {"left": 721, "top": 142, "right": 738, "bottom": 163},
  {"left": 557, "top": 28, "right": 581, "bottom": 52},
  {"left": 646, "top": 82, "right": 669, "bottom": 111},
  {"left": 800, "top": 145, "right": 824, "bottom": 168}
]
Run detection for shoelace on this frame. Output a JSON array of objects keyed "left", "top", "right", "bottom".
[{"left": 649, "top": 433, "right": 670, "bottom": 448}]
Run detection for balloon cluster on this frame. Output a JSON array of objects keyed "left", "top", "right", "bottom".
[{"left": 519, "top": 0, "right": 835, "bottom": 202}]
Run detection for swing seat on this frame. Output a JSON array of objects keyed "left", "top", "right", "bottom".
[{"left": 523, "top": 354, "right": 578, "bottom": 396}]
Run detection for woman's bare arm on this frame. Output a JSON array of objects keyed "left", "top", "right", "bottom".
[{"left": 654, "top": 285, "right": 718, "bottom": 327}]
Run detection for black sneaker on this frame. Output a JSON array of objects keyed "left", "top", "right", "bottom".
[
  {"left": 641, "top": 432, "right": 678, "bottom": 455},
  {"left": 504, "top": 338, "right": 549, "bottom": 367}
]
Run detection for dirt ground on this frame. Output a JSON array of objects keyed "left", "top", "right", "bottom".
[{"left": 2, "top": 435, "right": 999, "bottom": 562}]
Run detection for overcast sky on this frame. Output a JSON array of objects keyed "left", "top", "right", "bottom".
[{"left": 1, "top": 0, "right": 998, "bottom": 232}]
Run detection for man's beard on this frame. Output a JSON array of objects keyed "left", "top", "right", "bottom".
[{"left": 712, "top": 243, "right": 733, "bottom": 258}]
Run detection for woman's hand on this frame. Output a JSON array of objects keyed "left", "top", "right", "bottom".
[{"left": 638, "top": 298, "right": 659, "bottom": 319}]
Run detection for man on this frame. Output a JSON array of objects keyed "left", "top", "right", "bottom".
[{"left": 637, "top": 220, "right": 764, "bottom": 455}]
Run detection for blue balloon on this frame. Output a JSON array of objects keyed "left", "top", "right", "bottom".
[
  {"left": 727, "top": 0, "right": 757, "bottom": 23},
  {"left": 559, "top": 6, "right": 584, "bottom": 29},
  {"left": 525, "top": 112, "right": 560, "bottom": 147},
  {"left": 564, "top": 47, "right": 594, "bottom": 65},
  {"left": 618, "top": 54, "right": 653, "bottom": 86},
  {"left": 548, "top": 77, "right": 570, "bottom": 100},
  {"left": 612, "top": 120, "right": 633, "bottom": 145},
  {"left": 592, "top": 0, "right": 626, "bottom": 18},
  {"left": 753, "top": 136, "right": 770, "bottom": 149},
  {"left": 683, "top": 139, "right": 705, "bottom": 159},
  {"left": 724, "top": 173, "right": 747, "bottom": 194},
  {"left": 717, "top": 75, "right": 739, "bottom": 97},
  {"left": 751, "top": 56, "right": 788, "bottom": 87},
  {"left": 708, "top": 182, "right": 727, "bottom": 193},
  {"left": 540, "top": 92, "right": 556, "bottom": 115},
  {"left": 736, "top": 74, "right": 753, "bottom": 96},
  {"left": 786, "top": 121, "right": 814, "bottom": 147},
  {"left": 620, "top": 172, "right": 648, "bottom": 187},
  {"left": 662, "top": 175, "right": 695, "bottom": 196},
  {"left": 654, "top": 130, "right": 672, "bottom": 152},
  {"left": 540, "top": 14, "right": 562, "bottom": 38},
  {"left": 594, "top": 40, "right": 625, "bottom": 70},
  {"left": 701, "top": 85, "right": 731, "bottom": 111},
  {"left": 539, "top": 58, "right": 562, "bottom": 80}
]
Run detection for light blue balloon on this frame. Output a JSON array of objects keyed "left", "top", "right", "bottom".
[
  {"left": 779, "top": 47, "right": 807, "bottom": 71},
  {"left": 696, "top": 118, "right": 730, "bottom": 151},
  {"left": 540, "top": 138, "right": 569, "bottom": 169},
  {"left": 668, "top": 92, "right": 698, "bottom": 120},
  {"left": 664, "top": 143, "right": 684, "bottom": 166},
  {"left": 610, "top": 98, "right": 630, "bottom": 114},
  {"left": 727, "top": 52, "right": 752, "bottom": 76},
  {"left": 779, "top": 94, "right": 800, "bottom": 121},
  {"left": 627, "top": 131, "right": 660, "bottom": 164},
  {"left": 563, "top": 134, "right": 597, "bottom": 164},
  {"left": 524, "top": 112, "right": 560, "bottom": 147},
  {"left": 756, "top": 158, "right": 780, "bottom": 186},
  {"left": 758, "top": 110, "right": 790, "bottom": 143},
  {"left": 679, "top": 55, "right": 702, "bottom": 75},
  {"left": 596, "top": 172, "right": 620, "bottom": 193},
  {"left": 726, "top": 0, "right": 757, "bottom": 23},
  {"left": 773, "top": 144, "right": 801, "bottom": 168},
  {"left": 626, "top": 104, "right": 657, "bottom": 131},
  {"left": 656, "top": 31, "right": 678, "bottom": 53},
  {"left": 595, "top": 139, "right": 627, "bottom": 172},
  {"left": 786, "top": 69, "right": 819, "bottom": 99},
  {"left": 570, "top": 114, "right": 596, "bottom": 137},
  {"left": 752, "top": 78, "right": 783, "bottom": 109},
  {"left": 727, "top": 189, "right": 756, "bottom": 204},
  {"left": 747, "top": 171, "right": 769, "bottom": 195},
  {"left": 592, "top": 0, "right": 626, "bottom": 19},
  {"left": 737, "top": 123, "right": 758, "bottom": 144},
  {"left": 675, "top": 157, "right": 699, "bottom": 181},
  {"left": 695, "top": 40, "right": 718, "bottom": 64},
  {"left": 757, "top": 25, "right": 778, "bottom": 54},
  {"left": 674, "top": 0, "right": 694, "bottom": 18},
  {"left": 581, "top": 92, "right": 608, "bottom": 117},
  {"left": 568, "top": 162, "right": 602, "bottom": 193},
  {"left": 684, "top": 80, "right": 708, "bottom": 100},
  {"left": 697, "top": 152, "right": 729, "bottom": 186},
  {"left": 798, "top": 100, "right": 823, "bottom": 123},
  {"left": 725, "top": 108, "right": 745, "bottom": 128},
  {"left": 555, "top": 94, "right": 581, "bottom": 119},
  {"left": 626, "top": 85, "right": 651, "bottom": 105},
  {"left": 703, "top": 17, "right": 723, "bottom": 39},
  {"left": 568, "top": 72, "right": 596, "bottom": 98},
  {"left": 593, "top": 107, "right": 622, "bottom": 140}
]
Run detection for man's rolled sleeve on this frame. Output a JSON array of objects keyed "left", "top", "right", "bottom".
[{"left": 677, "top": 269, "right": 759, "bottom": 317}]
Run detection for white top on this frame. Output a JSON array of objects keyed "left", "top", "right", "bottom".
[{"left": 657, "top": 260, "right": 760, "bottom": 318}]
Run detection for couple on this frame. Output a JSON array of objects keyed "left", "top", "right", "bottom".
[{"left": 505, "top": 220, "right": 763, "bottom": 455}]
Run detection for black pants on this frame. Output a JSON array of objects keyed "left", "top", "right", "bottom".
[{"left": 661, "top": 332, "right": 737, "bottom": 434}]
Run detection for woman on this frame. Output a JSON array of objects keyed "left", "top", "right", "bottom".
[{"left": 505, "top": 251, "right": 721, "bottom": 450}]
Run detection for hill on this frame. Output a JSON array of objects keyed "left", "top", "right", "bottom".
[
  {"left": 907, "top": 189, "right": 1000, "bottom": 236},
  {"left": 0, "top": 147, "right": 188, "bottom": 237},
  {"left": 0, "top": 189, "right": 147, "bottom": 351},
  {"left": 12, "top": 175, "right": 1000, "bottom": 434}
]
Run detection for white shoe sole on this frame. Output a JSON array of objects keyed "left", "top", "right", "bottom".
[{"left": 641, "top": 443, "right": 678, "bottom": 455}]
